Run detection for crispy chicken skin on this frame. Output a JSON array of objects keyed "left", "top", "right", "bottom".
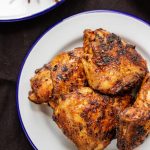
[
  {"left": 117, "top": 73, "right": 150, "bottom": 150},
  {"left": 134, "top": 73, "right": 150, "bottom": 108},
  {"left": 53, "top": 87, "right": 132, "bottom": 150},
  {"left": 29, "top": 48, "right": 87, "bottom": 107},
  {"left": 49, "top": 47, "right": 87, "bottom": 108},
  {"left": 28, "top": 67, "right": 53, "bottom": 104},
  {"left": 83, "top": 28, "right": 147, "bottom": 95}
]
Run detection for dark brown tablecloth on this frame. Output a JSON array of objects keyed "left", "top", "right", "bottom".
[{"left": 0, "top": 0, "right": 149, "bottom": 149}]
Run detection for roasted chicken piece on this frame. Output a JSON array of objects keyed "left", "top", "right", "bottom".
[
  {"left": 29, "top": 67, "right": 53, "bottom": 104},
  {"left": 134, "top": 73, "right": 150, "bottom": 108},
  {"left": 28, "top": 48, "right": 87, "bottom": 107},
  {"left": 117, "top": 73, "right": 150, "bottom": 150},
  {"left": 82, "top": 28, "right": 147, "bottom": 95},
  {"left": 53, "top": 87, "right": 132, "bottom": 150},
  {"left": 49, "top": 47, "right": 87, "bottom": 108}
]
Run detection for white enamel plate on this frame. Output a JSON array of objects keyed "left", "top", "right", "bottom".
[
  {"left": 0, "top": 0, "right": 64, "bottom": 22},
  {"left": 17, "top": 10, "right": 150, "bottom": 150}
]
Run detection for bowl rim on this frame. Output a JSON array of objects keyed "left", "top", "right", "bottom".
[{"left": 0, "top": 0, "right": 65, "bottom": 22}]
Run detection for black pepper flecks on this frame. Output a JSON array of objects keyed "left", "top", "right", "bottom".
[
  {"left": 126, "top": 44, "right": 136, "bottom": 49},
  {"left": 131, "top": 55, "right": 138, "bottom": 62},
  {"left": 118, "top": 49, "right": 126, "bottom": 55},
  {"left": 96, "top": 34, "right": 103, "bottom": 42},
  {"left": 95, "top": 56, "right": 114, "bottom": 66},
  {"left": 53, "top": 65, "right": 58, "bottom": 71},
  {"left": 117, "top": 37, "right": 122, "bottom": 45},
  {"left": 102, "top": 95, "right": 110, "bottom": 103},
  {"left": 61, "top": 65, "right": 68, "bottom": 72},
  {"left": 102, "top": 56, "right": 113, "bottom": 64},
  {"left": 100, "top": 44, "right": 108, "bottom": 51},
  {"left": 89, "top": 99, "right": 99, "bottom": 105},
  {"left": 57, "top": 74, "right": 69, "bottom": 82},
  {"left": 57, "top": 74, "right": 64, "bottom": 80},
  {"left": 107, "top": 33, "right": 119, "bottom": 43}
]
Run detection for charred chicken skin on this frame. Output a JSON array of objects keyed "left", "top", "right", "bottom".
[
  {"left": 83, "top": 28, "right": 147, "bottom": 95},
  {"left": 117, "top": 73, "right": 150, "bottom": 150},
  {"left": 53, "top": 87, "right": 132, "bottom": 150},
  {"left": 28, "top": 67, "right": 53, "bottom": 104},
  {"left": 28, "top": 48, "right": 87, "bottom": 108},
  {"left": 49, "top": 47, "right": 87, "bottom": 108}
]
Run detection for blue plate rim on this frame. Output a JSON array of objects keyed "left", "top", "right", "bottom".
[
  {"left": 16, "top": 10, "right": 150, "bottom": 150},
  {"left": 0, "top": 0, "right": 65, "bottom": 22}
]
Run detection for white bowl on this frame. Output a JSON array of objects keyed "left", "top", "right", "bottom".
[{"left": 17, "top": 10, "right": 150, "bottom": 150}]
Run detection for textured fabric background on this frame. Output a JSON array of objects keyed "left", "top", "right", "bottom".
[{"left": 0, "top": 0, "right": 149, "bottom": 149}]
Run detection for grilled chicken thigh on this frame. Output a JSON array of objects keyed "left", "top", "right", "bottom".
[
  {"left": 117, "top": 73, "right": 150, "bottom": 150},
  {"left": 49, "top": 48, "right": 87, "bottom": 108},
  {"left": 134, "top": 73, "right": 150, "bottom": 108},
  {"left": 53, "top": 87, "right": 132, "bottom": 150},
  {"left": 29, "top": 48, "right": 87, "bottom": 107},
  {"left": 29, "top": 67, "right": 53, "bottom": 104},
  {"left": 83, "top": 28, "right": 147, "bottom": 95}
]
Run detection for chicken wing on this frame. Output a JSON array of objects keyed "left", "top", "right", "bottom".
[
  {"left": 82, "top": 28, "right": 147, "bottom": 95},
  {"left": 53, "top": 87, "right": 132, "bottom": 150},
  {"left": 117, "top": 73, "right": 150, "bottom": 150},
  {"left": 28, "top": 48, "right": 87, "bottom": 108}
]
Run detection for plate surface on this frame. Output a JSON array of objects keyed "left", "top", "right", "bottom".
[
  {"left": 17, "top": 10, "right": 150, "bottom": 150},
  {"left": 0, "top": 0, "right": 64, "bottom": 22}
]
